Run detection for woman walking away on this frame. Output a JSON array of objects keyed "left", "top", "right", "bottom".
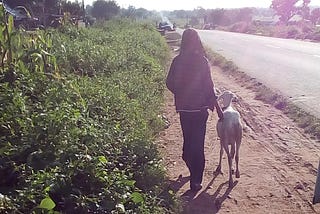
[{"left": 166, "top": 28, "right": 223, "bottom": 192}]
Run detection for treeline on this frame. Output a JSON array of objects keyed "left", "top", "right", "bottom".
[
  {"left": 167, "top": 7, "right": 257, "bottom": 27},
  {"left": 166, "top": 0, "right": 320, "bottom": 27},
  {"left": 0, "top": 4, "right": 178, "bottom": 213},
  {"left": 3, "top": 0, "right": 159, "bottom": 23},
  {"left": 165, "top": 1, "right": 320, "bottom": 41}
]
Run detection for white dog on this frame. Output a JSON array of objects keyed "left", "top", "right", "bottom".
[{"left": 216, "top": 91, "right": 243, "bottom": 187}]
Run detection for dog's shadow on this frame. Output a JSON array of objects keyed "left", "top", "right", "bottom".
[{"left": 182, "top": 172, "right": 239, "bottom": 214}]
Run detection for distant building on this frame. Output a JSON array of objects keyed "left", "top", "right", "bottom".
[{"left": 253, "top": 15, "right": 279, "bottom": 26}]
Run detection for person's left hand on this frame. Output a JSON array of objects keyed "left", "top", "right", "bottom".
[{"left": 217, "top": 109, "right": 224, "bottom": 120}]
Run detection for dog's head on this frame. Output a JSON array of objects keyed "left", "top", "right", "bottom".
[{"left": 218, "top": 91, "right": 238, "bottom": 108}]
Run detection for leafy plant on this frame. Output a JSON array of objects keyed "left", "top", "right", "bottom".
[{"left": 1, "top": 7, "right": 177, "bottom": 213}]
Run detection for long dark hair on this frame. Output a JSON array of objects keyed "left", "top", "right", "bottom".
[{"left": 179, "top": 28, "right": 206, "bottom": 56}]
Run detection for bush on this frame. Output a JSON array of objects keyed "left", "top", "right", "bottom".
[
  {"left": 0, "top": 6, "right": 177, "bottom": 213},
  {"left": 287, "top": 26, "right": 300, "bottom": 38},
  {"left": 229, "top": 21, "right": 251, "bottom": 33}
]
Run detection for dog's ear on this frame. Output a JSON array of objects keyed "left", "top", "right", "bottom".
[
  {"left": 217, "top": 92, "right": 226, "bottom": 101},
  {"left": 232, "top": 93, "right": 239, "bottom": 102},
  {"left": 215, "top": 88, "right": 221, "bottom": 95},
  {"left": 218, "top": 91, "right": 228, "bottom": 99}
]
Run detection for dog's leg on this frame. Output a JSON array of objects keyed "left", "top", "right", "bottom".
[
  {"left": 215, "top": 141, "right": 224, "bottom": 174},
  {"left": 230, "top": 143, "right": 235, "bottom": 159},
  {"left": 230, "top": 143, "right": 235, "bottom": 174},
  {"left": 235, "top": 138, "right": 242, "bottom": 179},
  {"left": 235, "top": 128, "right": 242, "bottom": 178},
  {"left": 224, "top": 144, "right": 233, "bottom": 188}
]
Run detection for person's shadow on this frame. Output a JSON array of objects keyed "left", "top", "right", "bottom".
[
  {"left": 169, "top": 174, "right": 190, "bottom": 193},
  {"left": 180, "top": 172, "right": 239, "bottom": 214}
]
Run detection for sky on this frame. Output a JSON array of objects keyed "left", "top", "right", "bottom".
[{"left": 82, "top": 0, "right": 320, "bottom": 11}]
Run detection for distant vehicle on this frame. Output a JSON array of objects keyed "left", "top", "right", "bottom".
[
  {"left": 2, "top": 3, "right": 40, "bottom": 30},
  {"left": 158, "top": 21, "right": 175, "bottom": 31},
  {"left": 203, "top": 23, "right": 216, "bottom": 30},
  {"left": 84, "top": 15, "right": 96, "bottom": 27}
]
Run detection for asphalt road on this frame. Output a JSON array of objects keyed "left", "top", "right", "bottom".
[{"left": 179, "top": 29, "right": 320, "bottom": 118}]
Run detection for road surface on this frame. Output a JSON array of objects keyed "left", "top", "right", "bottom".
[{"left": 177, "top": 29, "right": 320, "bottom": 118}]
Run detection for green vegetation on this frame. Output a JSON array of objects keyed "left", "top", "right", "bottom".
[
  {"left": 216, "top": 21, "right": 320, "bottom": 41},
  {"left": 271, "top": 0, "right": 311, "bottom": 25},
  {"left": 91, "top": 0, "right": 119, "bottom": 20},
  {"left": 0, "top": 4, "right": 179, "bottom": 213}
]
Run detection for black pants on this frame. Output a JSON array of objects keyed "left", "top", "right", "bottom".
[{"left": 179, "top": 110, "right": 208, "bottom": 186}]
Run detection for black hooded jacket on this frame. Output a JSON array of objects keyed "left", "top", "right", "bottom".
[{"left": 166, "top": 53, "right": 217, "bottom": 112}]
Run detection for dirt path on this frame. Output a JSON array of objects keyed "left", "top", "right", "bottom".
[{"left": 157, "top": 51, "right": 320, "bottom": 213}]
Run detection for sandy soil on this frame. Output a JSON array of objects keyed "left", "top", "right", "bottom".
[{"left": 157, "top": 48, "right": 320, "bottom": 214}]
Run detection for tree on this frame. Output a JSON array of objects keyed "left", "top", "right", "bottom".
[
  {"left": 271, "top": 0, "right": 311, "bottom": 24},
  {"left": 236, "top": 8, "right": 253, "bottom": 22},
  {"left": 86, "top": 5, "right": 93, "bottom": 15},
  {"left": 61, "top": 1, "right": 83, "bottom": 16},
  {"left": 189, "top": 16, "right": 199, "bottom": 27},
  {"left": 208, "top": 9, "right": 225, "bottom": 26},
  {"left": 121, "top": 5, "right": 136, "bottom": 18},
  {"left": 170, "top": 10, "right": 189, "bottom": 19},
  {"left": 4, "top": 0, "right": 60, "bottom": 15},
  {"left": 121, "top": 6, "right": 151, "bottom": 19},
  {"left": 310, "top": 8, "right": 320, "bottom": 25},
  {"left": 299, "top": 0, "right": 311, "bottom": 20},
  {"left": 135, "top": 8, "right": 151, "bottom": 19},
  {"left": 195, "top": 7, "right": 206, "bottom": 24},
  {"left": 91, "top": 0, "right": 119, "bottom": 20},
  {"left": 271, "top": 0, "right": 299, "bottom": 24}
]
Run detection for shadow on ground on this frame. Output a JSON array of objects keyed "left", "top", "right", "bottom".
[
  {"left": 169, "top": 174, "right": 190, "bottom": 193},
  {"left": 170, "top": 172, "right": 238, "bottom": 214}
]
